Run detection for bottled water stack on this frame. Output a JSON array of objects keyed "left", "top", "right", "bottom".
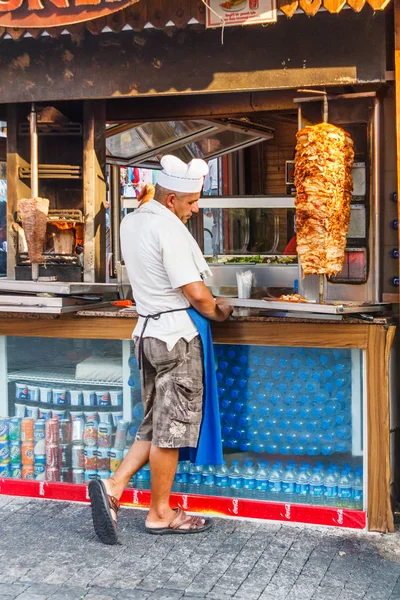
[{"left": 217, "top": 345, "right": 352, "bottom": 457}]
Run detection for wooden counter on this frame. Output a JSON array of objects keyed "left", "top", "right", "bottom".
[{"left": 0, "top": 311, "right": 396, "bottom": 533}]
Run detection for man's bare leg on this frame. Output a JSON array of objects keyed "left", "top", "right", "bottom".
[
  {"left": 145, "top": 446, "right": 179, "bottom": 527},
  {"left": 104, "top": 440, "right": 151, "bottom": 501}
]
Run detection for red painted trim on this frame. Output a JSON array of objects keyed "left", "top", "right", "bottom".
[{"left": 0, "top": 479, "right": 366, "bottom": 530}]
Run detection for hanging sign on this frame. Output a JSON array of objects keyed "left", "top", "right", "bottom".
[
  {"left": 0, "top": 0, "right": 139, "bottom": 28},
  {"left": 206, "top": 0, "right": 277, "bottom": 28}
]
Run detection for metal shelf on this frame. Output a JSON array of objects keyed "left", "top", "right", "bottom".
[{"left": 8, "top": 369, "right": 123, "bottom": 387}]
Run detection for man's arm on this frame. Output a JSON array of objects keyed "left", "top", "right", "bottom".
[{"left": 181, "top": 281, "right": 233, "bottom": 322}]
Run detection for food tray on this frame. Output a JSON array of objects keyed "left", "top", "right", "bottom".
[{"left": 223, "top": 298, "right": 389, "bottom": 314}]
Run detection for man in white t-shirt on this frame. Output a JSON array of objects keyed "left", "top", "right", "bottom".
[{"left": 89, "top": 155, "right": 232, "bottom": 544}]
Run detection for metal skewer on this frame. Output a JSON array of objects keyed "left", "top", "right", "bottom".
[{"left": 30, "top": 103, "right": 39, "bottom": 282}]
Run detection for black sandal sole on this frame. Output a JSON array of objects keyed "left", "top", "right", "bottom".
[
  {"left": 145, "top": 518, "right": 213, "bottom": 536},
  {"left": 88, "top": 479, "right": 118, "bottom": 545}
]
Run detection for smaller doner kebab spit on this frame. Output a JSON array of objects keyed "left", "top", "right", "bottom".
[{"left": 19, "top": 104, "right": 49, "bottom": 282}]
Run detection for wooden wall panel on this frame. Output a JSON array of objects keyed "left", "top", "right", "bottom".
[{"left": 367, "top": 326, "right": 396, "bottom": 533}]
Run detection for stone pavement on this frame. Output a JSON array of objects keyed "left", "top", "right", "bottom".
[{"left": 0, "top": 496, "right": 400, "bottom": 600}]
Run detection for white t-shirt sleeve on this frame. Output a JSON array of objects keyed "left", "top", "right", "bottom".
[{"left": 160, "top": 228, "right": 202, "bottom": 289}]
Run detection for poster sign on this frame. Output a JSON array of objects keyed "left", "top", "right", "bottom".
[
  {"left": 206, "top": 0, "right": 277, "bottom": 28},
  {"left": 0, "top": 0, "right": 140, "bottom": 29}
]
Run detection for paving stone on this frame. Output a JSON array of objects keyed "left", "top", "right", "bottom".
[{"left": 147, "top": 591, "right": 184, "bottom": 600}]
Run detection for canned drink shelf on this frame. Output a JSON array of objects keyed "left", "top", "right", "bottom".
[{"left": 8, "top": 370, "right": 123, "bottom": 387}]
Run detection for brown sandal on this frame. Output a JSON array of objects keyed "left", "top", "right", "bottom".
[
  {"left": 145, "top": 508, "right": 213, "bottom": 535},
  {"left": 89, "top": 479, "right": 120, "bottom": 545}
]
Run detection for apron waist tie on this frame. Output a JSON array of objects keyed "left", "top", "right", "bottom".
[{"left": 137, "top": 307, "right": 189, "bottom": 384}]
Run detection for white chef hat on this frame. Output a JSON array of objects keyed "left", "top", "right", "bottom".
[{"left": 157, "top": 155, "right": 209, "bottom": 193}]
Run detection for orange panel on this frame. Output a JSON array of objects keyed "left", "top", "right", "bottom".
[
  {"left": 278, "top": 0, "right": 299, "bottom": 17},
  {"left": 299, "top": 0, "right": 322, "bottom": 16}
]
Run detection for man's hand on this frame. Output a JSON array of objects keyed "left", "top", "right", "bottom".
[{"left": 181, "top": 281, "right": 233, "bottom": 322}]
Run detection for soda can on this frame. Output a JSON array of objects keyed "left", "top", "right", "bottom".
[
  {"left": 46, "top": 467, "right": 60, "bottom": 482},
  {"left": 58, "top": 444, "right": 71, "bottom": 469},
  {"left": 15, "top": 383, "right": 29, "bottom": 399},
  {"left": 39, "top": 408, "right": 53, "bottom": 421},
  {"left": 9, "top": 417, "right": 21, "bottom": 442},
  {"left": 109, "top": 390, "right": 123, "bottom": 407},
  {"left": 0, "top": 442, "right": 10, "bottom": 462},
  {"left": 0, "top": 463, "right": 10, "bottom": 477},
  {"left": 21, "top": 442, "right": 34, "bottom": 465},
  {"left": 82, "top": 390, "right": 96, "bottom": 407},
  {"left": 21, "top": 418, "right": 34, "bottom": 442},
  {"left": 45, "top": 443, "right": 59, "bottom": 468},
  {"left": 83, "top": 421, "right": 98, "bottom": 447},
  {"left": 34, "top": 454, "right": 46, "bottom": 467},
  {"left": 53, "top": 388, "right": 67, "bottom": 405},
  {"left": 34, "top": 420, "right": 46, "bottom": 442},
  {"left": 39, "top": 387, "right": 52, "bottom": 404},
  {"left": 45, "top": 419, "right": 60, "bottom": 445},
  {"left": 10, "top": 443, "right": 21, "bottom": 465},
  {"left": 84, "top": 469, "right": 98, "bottom": 482},
  {"left": 112, "top": 412, "right": 123, "bottom": 427},
  {"left": 26, "top": 407, "right": 40, "bottom": 421},
  {"left": 10, "top": 464, "right": 22, "bottom": 479},
  {"left": 98, "top": 423, "right": 112, "bottom": 449},
  {"left": 69, "top": 390, "right": 83, "bottom": 406},
  {"left": 72, "top": 468, "right": 85, "bottom": 484},
  {"left": 71, "top": 418, "right": 84, "bottom": 444},
  {"left": 34, "top": 462, "right": 46, "bottom": 476},
  {"left": 97, "top": 470, "right": 111, "bottom": 479},
  {"left": 60, "top": 468, "right": 72, "bottom": 483},
  {"left": 84, "top": 446, "right": 97, "bottom": 470},
  {"left": 71, "top": 444, "right": 85, "bottom": 469},
  {"left": 22, "top": 465, "right": 34, "bottom": 480},
  {"left": 52, "top": 409, "right": 66, "bottom": 420},
  {"left": 59, "top": 420, "right": 72, "bottom": 444},
  {"left": 98, "top": 412, "right": 112, "bottom": 425},
  {"left": 109, "top": 448, "right": 123, "bottom": 472},
  {"left": 249, "top": 0, "right": 259, "bottom": 8},
  {"left": 96, "top": 391, "right": 110, "bottom": 407},
  {"left": 114, "top": 420, "right": 129, "bottom": 451},
  {"left": 27, "top": 385, "right": 40, "bottom": 402},
  {"left": 96, "top": 447, "right": 110, "bottom": 471},
  {"left": 0, "top": 417, "right": 9, "bottom": 442}
]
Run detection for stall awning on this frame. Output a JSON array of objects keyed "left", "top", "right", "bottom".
[{"left": 0, "top": 0, "right": 392, "bottom": 41}]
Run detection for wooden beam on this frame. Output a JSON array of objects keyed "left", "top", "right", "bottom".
[
  {"left": 83, "top": 101, "right": 106, "bottom": 283},
  {"left": 367, "top": 325, "right": 396, "bottom": 533},
  {"left": 0, "top": 10, "right": 387, "bottom": 104}
]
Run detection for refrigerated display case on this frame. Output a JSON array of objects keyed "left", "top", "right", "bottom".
[{"left": 0, "top": 335, "right": 365, "bottom": 513}]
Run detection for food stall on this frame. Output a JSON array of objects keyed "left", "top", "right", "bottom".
[{"left": 0, "top": 0, "right": 396, "bottom": 534}]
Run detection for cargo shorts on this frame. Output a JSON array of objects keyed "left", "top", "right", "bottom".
[{"left": 133, "top": 335, "right": 204, "bottom": 449}]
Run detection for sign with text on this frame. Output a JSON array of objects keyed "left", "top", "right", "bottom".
[
  {"left": 206, "top": 0, "right": 277, "bottom": 28},
  {"left": 0, "top": 0, "right": 139, "bottom": 28}
]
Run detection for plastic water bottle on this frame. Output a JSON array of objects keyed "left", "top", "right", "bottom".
[
  {"left": 214, "top": 463, "right": 229, "bottom": 496},
  {"left": 309, "top": 466, "right": 325, "bottom": 504},
  {"left": 188, "top": 464, "right": 203, "bottom": 493},
  {"left": 268, "top": 462, "right": 282, "bottom": 500},
  {"left": 352, "top": 467, "right": 363, "bottom": 510},
  {"left": 337, "top": 468, "right": 353, "bottom": 508},
  {"left": 295, "top": 465, "right": 310, "bottom": 504},
  {"left": 132, "top": 402, "right": 144, "bottom": 421},
  {"left": 202, "top": 465, "right": 215, "bottom": 490},
  {"left": 281, "top": 464, "right": 296, "bottom": 500},
  {"left": 174, "top": 461, "right": 189, "bottom": 491},
  {"left": 255, "top": 461, "right": 269, "bottom": 499},
  {"left": 242, "top": 460, "right": 256, "bottom": 497},
  {"left": 228, "top": 460, "right": 242, "bottom": 496},
  {"left": 323, "top": 466, "right": 338, "bottom": 506}
]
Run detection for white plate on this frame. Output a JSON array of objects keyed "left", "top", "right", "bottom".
[{"left": 220, "top": 1, "right": 247, "bottom": 12}]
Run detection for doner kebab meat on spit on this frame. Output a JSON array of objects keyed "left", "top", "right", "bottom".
[
  {"left": 294, "top": 123, "right": 354, "bottom": 278},
  {"left": 19, "top": 197, "right": 49, "bottom": 263}
]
